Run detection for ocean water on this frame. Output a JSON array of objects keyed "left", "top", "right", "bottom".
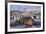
[{"left": 10, "top": 19, "right": 41, "bottom": 28}]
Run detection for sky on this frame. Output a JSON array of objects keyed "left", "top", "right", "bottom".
[{"left": 10, "top": 5, "right": 41, "bottom": 11}]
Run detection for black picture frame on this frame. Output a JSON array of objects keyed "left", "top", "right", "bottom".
[{"left": 5, "top": 1, "right": 44, "bottom": 34}]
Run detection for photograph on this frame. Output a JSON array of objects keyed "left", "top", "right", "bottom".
[
  {"left": 10, "top": 5, "right": 41, "bottom": 28},
  {"left": 7, "top": 2, "right": 44, "bottom": 32}
]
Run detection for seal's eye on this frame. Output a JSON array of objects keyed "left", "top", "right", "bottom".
[{"left": 33, "top": 16, "right": 36, "bottom": 19}]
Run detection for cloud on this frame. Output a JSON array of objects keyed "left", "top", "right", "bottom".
[{"left": 10, "top": 5, "right": 41, "bottom": 11}]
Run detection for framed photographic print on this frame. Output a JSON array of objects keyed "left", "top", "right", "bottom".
[{"left": 5, "top": 1, "right": 44, "bottom": 33}]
